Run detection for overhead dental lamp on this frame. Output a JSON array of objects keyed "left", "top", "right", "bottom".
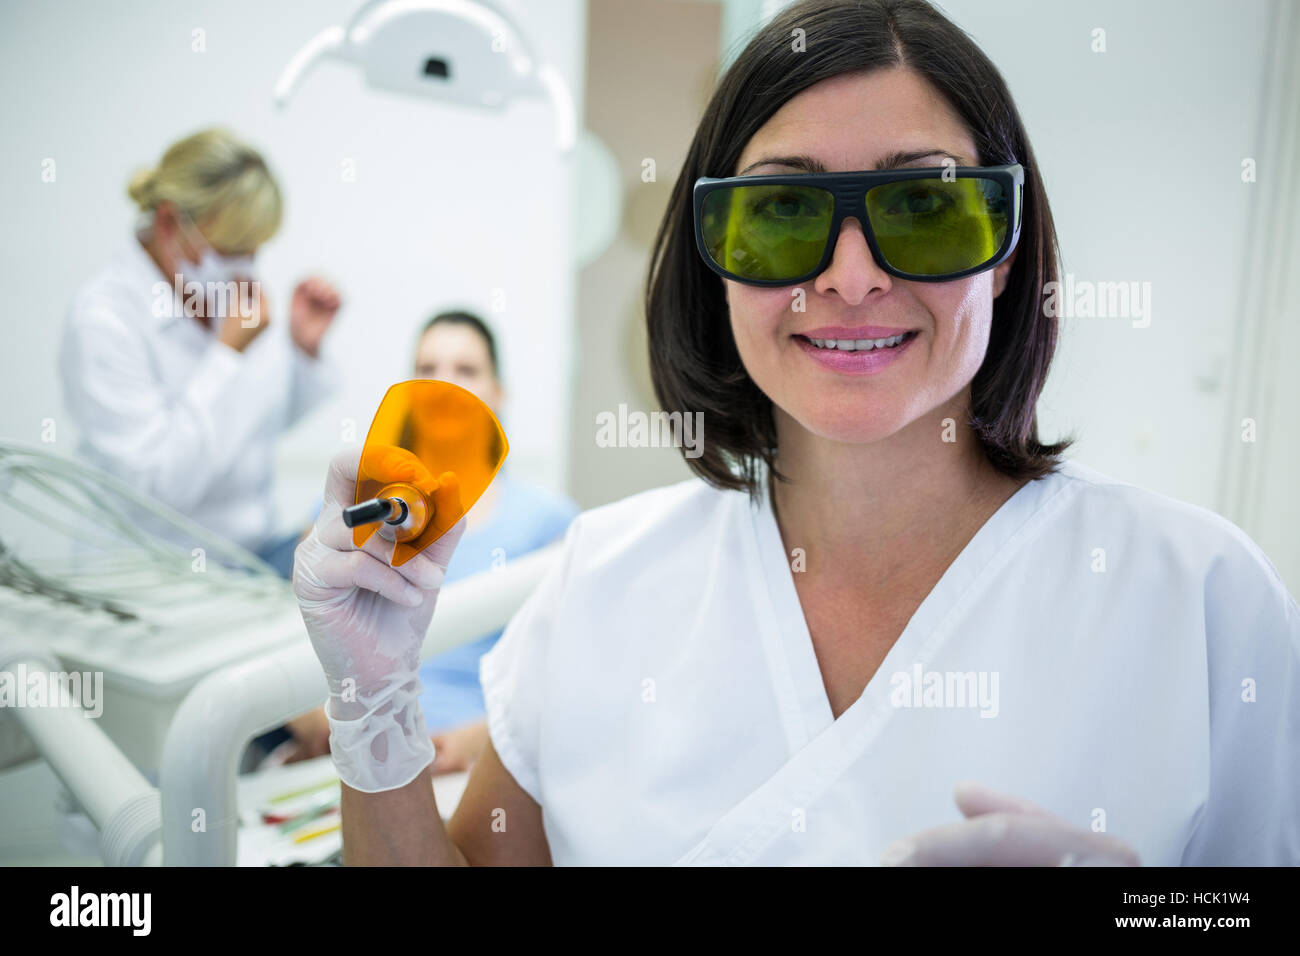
[{"left": 273, "top": 0, "right": 577, "bottom": 153}]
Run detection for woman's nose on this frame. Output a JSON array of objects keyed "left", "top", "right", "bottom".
[{"left": 812, "top": 216, "right": 892, "bottom": 304}]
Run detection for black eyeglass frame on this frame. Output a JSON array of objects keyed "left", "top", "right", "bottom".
[{"left": 692, "top": 162, "right": 1025, "bottom": 286}]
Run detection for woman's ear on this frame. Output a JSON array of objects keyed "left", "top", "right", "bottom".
[{"left": 992, "top": 247, "right": 1018, "bottom": 299}]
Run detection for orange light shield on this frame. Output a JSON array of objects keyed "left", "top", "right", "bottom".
[{"left": 352, "top": 381, "right": 508, "bottom": 566}]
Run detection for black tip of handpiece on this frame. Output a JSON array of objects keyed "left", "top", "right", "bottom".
[{"left": 342, "top": 498, "right": 391, "bottom": 528}]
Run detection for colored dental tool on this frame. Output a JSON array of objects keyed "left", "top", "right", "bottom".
[{"left": 343, "top": 380, "right": 508, "bottom": 567}]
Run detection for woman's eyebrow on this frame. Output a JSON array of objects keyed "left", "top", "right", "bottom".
[
  {"left": 737, "top": 154, "right": 828, "bottom": 175},
  {"left": 737, "top": 148, "right": 969, "bottom": 175},
  {"left": 875, "top": 148, "right": 971, "bottom": 169}
]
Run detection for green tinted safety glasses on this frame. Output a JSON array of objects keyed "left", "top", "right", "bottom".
[{"left": 693, "top": 163, "right": 1024, "bottom": 285}]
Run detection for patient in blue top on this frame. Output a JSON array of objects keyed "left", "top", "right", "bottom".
[
  {"left": 273, "top": 310, "right": 577, "bottom": 773},
  {"left": 409, "top": 310, "right": 578, "bottom": 774}
]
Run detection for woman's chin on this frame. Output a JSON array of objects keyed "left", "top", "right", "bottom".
[{"left": 789, "top": 409, "right": 912, "bottom": 447}]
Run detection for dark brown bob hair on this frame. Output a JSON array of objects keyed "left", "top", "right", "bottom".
[{"left": 646, "top": 0, "right": 1072, "bottom": 498}]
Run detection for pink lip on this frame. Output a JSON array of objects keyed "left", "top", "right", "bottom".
[
  {"left": 795, "top": 329, "right": 918, "bottom": 375},
  {"left": 798, "top": 325, "right": 917, "bottom": 338}
]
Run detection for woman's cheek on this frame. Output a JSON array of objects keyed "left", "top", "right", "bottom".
[
  {"left": 926, "top": 279, "right": 993, "bottom": 379},
  {"left": 728, "top": 285, "right": 788, "bottom": 360}
]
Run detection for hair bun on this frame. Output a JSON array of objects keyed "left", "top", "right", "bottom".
[{"left": 126, "top": 167, "right": 156, "bottom": 209}]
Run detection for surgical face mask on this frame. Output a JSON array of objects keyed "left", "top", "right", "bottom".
[
  {"left": 185, "top": 246, "right": 256, "bottom": 286},
  {"left": 173, "top": 213, "right": 256, "bottom": 284},
  {"left": 171, "top": 214, "right": 257, "bottom": 322}
]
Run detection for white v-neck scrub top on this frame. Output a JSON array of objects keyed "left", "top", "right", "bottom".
[{"left": 478, "top": 458, "right": 1300, "bottom": 866}]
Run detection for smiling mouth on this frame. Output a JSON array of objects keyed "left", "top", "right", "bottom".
[{"left": 794, "top": 330, "right": 919, "bottom": 352}]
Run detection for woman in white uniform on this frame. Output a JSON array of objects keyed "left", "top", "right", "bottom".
[
  {"left": 59, "top": 127, "right": 342, "bottom": 577},
  {"left": 291, "top": 0, "right": 1299, "bottom": 865}
]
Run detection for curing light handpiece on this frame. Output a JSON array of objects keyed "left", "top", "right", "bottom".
[{"left": 342, "top": 497, "right": 409, "bottom": 529}]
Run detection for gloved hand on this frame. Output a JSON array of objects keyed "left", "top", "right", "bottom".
[
  {"left": 292, "top": 446, "right": 466, "bottom": 793},
  {"left": 879, "top": 781, "right": 1142, "bottom": 866}
]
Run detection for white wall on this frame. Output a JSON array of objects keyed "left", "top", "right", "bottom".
[
  {"left": 0, "top": 0, "right": 584, "bottom": 534},
  {"left": 934, "top": 0, "right": 1275, "bottom": 504}
]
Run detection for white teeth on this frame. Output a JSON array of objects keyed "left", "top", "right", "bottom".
[{"left": 808, "top": 332, "right": 910, "bottom": 351}]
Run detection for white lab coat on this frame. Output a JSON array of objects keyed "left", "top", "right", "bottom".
[
  {"left": 58, "top": 237, "right": 339, "bottom": 553},
  {"left": 479, "top": 458, "right": 1300, "bottom": 865}
]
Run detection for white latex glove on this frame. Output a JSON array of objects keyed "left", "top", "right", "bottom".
[
  {"left": 292, "top": 447, "right": 466, "bottom": 793},
  {"left": 879, "top": 781, "right": 1142, "bottom": 866}
]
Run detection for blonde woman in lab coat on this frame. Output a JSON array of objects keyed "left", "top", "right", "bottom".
[
  {"left": 59, "top": 127, "right": 342, "bottom": 579},
  {"left": 292, "top": 0, "right": 1300, "bottom": 865}
]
